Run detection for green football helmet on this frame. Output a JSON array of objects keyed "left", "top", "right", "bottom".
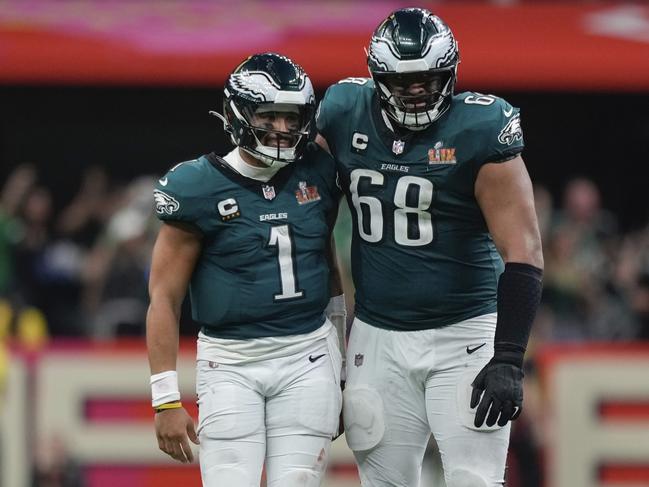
[
  {"left": 368, "top": 8, "right": 460, "bottom": 130},
  {"left": 211, "top": 53, "right": 316, "bottom": 168}
]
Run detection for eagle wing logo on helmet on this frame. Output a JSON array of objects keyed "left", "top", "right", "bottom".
[
  {"left": 368, "top": 38, "right": 400, "bottom": 71},
  {"left": 230, "top": 72, "right": 278, "bottom": 102},
  {"left": 230, "top": 71, "right": 308, "bottom": 103},
  {"left": 153, "top": 190, "right": 180, "bottom": 215},
  {"left": 498, "top": 113, "right": 523, "bottom": 145},
  {"left": 432, "top": 31, "right": 458, "bottom": 68}
]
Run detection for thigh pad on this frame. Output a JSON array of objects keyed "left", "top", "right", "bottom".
[
  {"left": 197, "top": 367, "right": 264, "bottom": 439},
  {"left": 343, "top": 386, "right": 385, "bottom": 451}
]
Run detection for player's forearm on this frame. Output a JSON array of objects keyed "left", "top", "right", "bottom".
[
  {"left": 493, "top": 262, "right": 543, "bottom": 366},
  {"left": 499, "top": 225, "right": 544, "bottom": 271},
  {"left": 325, "top": 233, "right": 344, "bottom": 297},
  {"left": 146, "top": 299, "right": 181, "bottom": 374},
  {"left": 329, "top": 265, "right": 344, "bottom": 297}
]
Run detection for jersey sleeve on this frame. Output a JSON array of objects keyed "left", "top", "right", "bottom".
[
  {"left": 153, "top": 159, "right": 212, "bottom": 232},
  {"left": 316, "top": 79, "right": 367, "bottom": 155},
  {"left": 315, "top": 85, "right": 340, "bottom": 141},
  {"left": 478, "top": 97, "right": 525, "bottom": 164}
]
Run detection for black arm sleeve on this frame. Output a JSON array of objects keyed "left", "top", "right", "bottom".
[{"left": 493, "top": 262, "right": 543, "bottom": 367}]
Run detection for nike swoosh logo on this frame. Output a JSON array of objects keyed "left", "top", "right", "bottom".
[
  {"left": 466, "top": 343, "right": 486, "bottom": 354},
  {"left": 159, "top": 177, "right": 168, "bottom": 186},
  {"left": 308, "top": 354, "right": 326, "bottom": 363},
  {"left": 503, "top": 107, "right": 514, "bottom": 117}
]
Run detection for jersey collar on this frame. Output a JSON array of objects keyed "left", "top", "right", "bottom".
[{"left": 206, "top": 152, "right": 297, "bottom": 200}]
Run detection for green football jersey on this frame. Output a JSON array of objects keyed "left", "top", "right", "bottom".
[
  {"left": 317, "top": 78, "right": 525, "bottom": 331},
  {"left": 153, "top": 149, "right": 339, "bottom": 339}
]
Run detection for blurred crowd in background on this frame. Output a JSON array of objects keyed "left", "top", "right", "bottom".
[
  {"left": 0, "top": 163, "right": 158, "bottom": 345},
  {"left": 1, "top": 160, "right": 648, "bottom": 346}
]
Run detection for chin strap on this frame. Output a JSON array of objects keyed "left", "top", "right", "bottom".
[{"left": 240, "top": 147, "right": 290, "bottom": 169}]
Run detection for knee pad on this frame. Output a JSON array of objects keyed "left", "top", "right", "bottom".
[
  {"left": 343, "top": 386, "right": 385, "bottom": 451},
  {"left": 447, "top": 468, "right": 488, "bottom": 487},
  {"left": 268, "top": 469, "right": 323, "bottom": 487}
]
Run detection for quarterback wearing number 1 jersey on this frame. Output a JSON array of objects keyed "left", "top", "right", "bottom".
[
  {"left": 147, "top": 53, "right": 344, "bottom": 487},
  {"left": 317, "top": 8, "right": 543, "bottom": 487},
  {"left": 154, "top": 151, "right": 338, "bottom": 340}
]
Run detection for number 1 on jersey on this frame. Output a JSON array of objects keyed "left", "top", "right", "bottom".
[{"left": 268, "top": 225, "right": 304, "bottom": 301}]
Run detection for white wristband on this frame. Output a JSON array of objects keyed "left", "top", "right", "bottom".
[{"left": 150, "top": 370, "right": 181, "bottom": 407}]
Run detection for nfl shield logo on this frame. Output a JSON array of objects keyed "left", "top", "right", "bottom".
[
  {"left": 354, "top": 353, "right": 364, "bottom": 367},
  {"left": 392, "top": 139, "right": 405, "bottom": 155},
  {"left": 262, "top": 184, "right": 276, "bottom": 200}
]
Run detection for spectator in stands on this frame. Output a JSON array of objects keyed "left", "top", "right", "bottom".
[
  {"left": 56, "top": 165, "right": 112, "bottom": 249},
  {"left": 83, "top": 176, "right": 157, "bottom": 339},
  {"left": 543, "top": 177, "right": 621, "bottom": 340},
  {"left": 0, "top": 164, "right": 36, "bottom": 297}
]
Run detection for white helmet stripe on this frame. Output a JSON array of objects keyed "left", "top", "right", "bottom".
[
  {"left": 395, "top": 58, "right": 430, "bottom": 73},
  {"left": 274, "top": 90, "right": 308, "bottom": 105}
]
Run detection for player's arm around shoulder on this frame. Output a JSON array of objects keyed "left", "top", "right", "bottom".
[{"left": 147, "top": 218, "right": 203, "bottom": 463}]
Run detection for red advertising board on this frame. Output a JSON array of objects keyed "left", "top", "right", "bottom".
[
  {"left": 538, "top": 344, "right": 649, "bottom": 486},
  {"left": 5, "top": 340, "right": 649, "bottom": 486},
  {"left": 1, "top": 340, "right": 357, "bottom": 487},
  {"left": 1, "top": 1, "right": 649, "bottom": 90}
]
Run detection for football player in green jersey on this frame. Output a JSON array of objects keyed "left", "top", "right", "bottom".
[
  {"left": 146, "top": 53, "right": 346, "bottom": 487},
  {"left": 316, "top": 8, "right": 543, "bottom": 487}
]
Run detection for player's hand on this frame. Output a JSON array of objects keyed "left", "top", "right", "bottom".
[
  {"left": 154, "top": 407, "right": 199, "bottom": 463},
  {"left": 470, "top": 359, "right": 524, "bottom": 428}
]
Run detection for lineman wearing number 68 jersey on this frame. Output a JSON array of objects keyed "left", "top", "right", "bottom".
[
  {"left": 316, "top": 8, "right": 543, "bottom": 487},
  {"left": 146, "top": 53, "right": 345, "bottom": 487}
]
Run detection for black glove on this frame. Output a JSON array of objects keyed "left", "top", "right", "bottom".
[{"left": 470, "top": 358, "right": 524, "bottom": 428}]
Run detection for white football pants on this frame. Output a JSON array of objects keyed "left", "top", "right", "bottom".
[
  {"left": 197, "top": 325, "right": 343, "bottom": 487},
  {"left": 344, "top": 313, "right": 510, "bottom": 487}
]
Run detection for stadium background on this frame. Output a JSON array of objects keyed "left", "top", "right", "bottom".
[{"left": 1, "top": 1, "right": 649, "bottom": 486}]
